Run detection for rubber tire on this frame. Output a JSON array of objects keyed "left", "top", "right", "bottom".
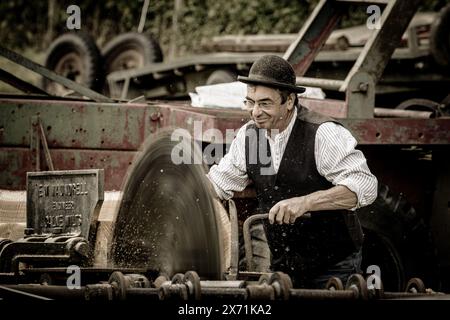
[
  {"left": 101, "top": 32, "right": 163, "bottom": 74},
  {"left": 357, "top": 184, "right": 440, "bottom": 292},
  {"left": 430, "top": 3, "right": 450, "bottom": 68},
  {"left": 206, "top": 69, "right": 237, "bottom": 85},
  {"left": 395, "top": 98, "right": 442, "bottom": 117},
  {"left": 42, "top": 32, "right": 103, "bottom": 95},
  {"left": 238, "top": 222, "right": 271, "bottom": 272}
]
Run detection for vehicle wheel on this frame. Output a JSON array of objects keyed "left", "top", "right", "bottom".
[
  {"left": 206, "top": 69, "right": 237, "bottom": 85},
  {"left": 42, "top": 32, "right": 103, "bottom": 96},
  {"left": 357, "top": 184, "right": 440, "bottom": 292},
  {"left": 101, "top": 32, "right": 163, "bottom": 75},
  {"left": 238, "top": 222, "right": 271, "bottom": 272},
  {"left": 430, "top": 3, "right": 450, "bottom": 68},
  {"left": 395, "top": 98, "right": 442, "bottom": 117}
]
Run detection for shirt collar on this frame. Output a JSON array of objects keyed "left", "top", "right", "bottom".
[{"left": 265, "top": 107, "right": 297, "bottom": 142}]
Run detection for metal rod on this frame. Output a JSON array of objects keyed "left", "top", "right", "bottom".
[
  {"left": 201, "top": 287, "right": 248, "bottom": 300},
  {"left": 126, "top": 285, "right": 248, "bottom": 300},
  {"left": 2, "top": 284, "right": 85, "bottom": 300},
  {"left": 137, "top": 0, "right": 150, "bottom": 33},
  {"left": 243, "top": 213, "right": 311, "bottom": 271},
  {"left": 0, "top": 69, "right": 49, "bottom": 95},
  {"left": 200, "top": 281, "right": 246, "bottom": 288},
  {"left": 0, "top": 46, "right": 113, "bottom": 103},
  {"left": 296, "top": 77, "right": 344, "bottom": 91},
  {"left": 39, "top": 121, "right": 55, "bottom": 170},
  {"left": 284, "top": 0, "right": 343, "bottom": 76},
  {"left": 0, "top": 285, "right": 52, "bottom": 300},
  {"left": 374, "top": 108, "right": 433, "bottom": 119},
  {"left": 120, "top": 77, "right": 130, "bottom": 101},
  {"left": 335, "top": 0, "right": 389, "bottom": 3},
  {"left": 342, "top": 0, "right": 422, "bottom": 91},
  {"left": 1, "top": 279, "right": 445, "bottom": 301},
  {"left": 228, "top": 199, "right": 239, "bottom": 279},
  {"left": 31, "top": 117, "right": 41, "bottom": 172},
  {"left": 382, "top": 292, "right": 435, "bottom": 299},
  {"left": 126, "top": 287, "right": 160, "bottom": 300},
  {"left": 289, "top": 288, "right": 356, "bottom": 300}
]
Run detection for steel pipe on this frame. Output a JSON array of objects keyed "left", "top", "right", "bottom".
[
  {"left": 126, "top": 287, "right": 160, "bottom": 300},
  {"left": 382, "top": 292, "right": 435, "bottom": 299},
  {"left": 2, "top": 284, "right": 86, "bottom": 300},
  {"left": 296, "top": 77, "right": 344, "bottom": 91},
  {"left": 289, "top": 288, "right": 356, "bottom": 300},
  {"left": 374, "top": 108, "right": 434, "bottom": 118},
  {"left": 201, "top": 287, "right": 248, "bottom": 300}
]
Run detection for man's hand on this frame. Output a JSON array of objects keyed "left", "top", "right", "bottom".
[
  {"left": 269, "top": 196, "right": 310, "bottom": 224},
  {"left": 268, "top": 186, "right": 358, "bottom": 224}
]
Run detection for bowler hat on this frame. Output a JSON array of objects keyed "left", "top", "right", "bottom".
[{"left": 238, "top": 55, "right": 306, "bottom": 93}]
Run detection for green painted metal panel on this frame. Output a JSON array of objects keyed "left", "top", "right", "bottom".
[{"left": 0, "top": 99, "right": 158, "bottom": 150}]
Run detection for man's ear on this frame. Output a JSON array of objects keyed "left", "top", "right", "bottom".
[{"left": 286, "top": 93, "right": 295, "bottom": 111}]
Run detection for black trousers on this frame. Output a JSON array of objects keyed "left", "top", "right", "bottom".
[{"left": 308, "top": 248, "right": 363, "bottom": 289}]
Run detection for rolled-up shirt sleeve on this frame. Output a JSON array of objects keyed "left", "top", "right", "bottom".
[
  {"left": 315, "top": 122, "right": 378, "bottom": 210},
  {"left": 207, "top": 123, "right": 250, "bottom": 200}
]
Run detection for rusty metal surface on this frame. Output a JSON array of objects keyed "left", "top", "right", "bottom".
[
  {"left": 3, "top": 97, "right": 449, "bottom": 148},
  {"left": 2, "top": 97, "right": 450, "bottom": 192},
  {"left": 0, "top": 99, "right": 154, "bottom": 150},
  {"left": 156, "top": 102, "right": 248, "bottom": 143},
  {"left": 299, "top": 97, "right": 347, "bottom": 118},
  {"left": 0, "top": 147, "right": 135, "bottom": 190},
  {"left": 342, "top": 118, "right": 450, "bottom": 145},
  {"left": 284, "top": 0, "right": 344, "bottom": 76},
  {"left": 346, "top": 71, "right": 375, "bottom": 118},
  {"left": 343, "top": 0, "right": 422, "bottom": 91},
  {"left": 0, "top": 99, "right": 248, "bottom": 149},
  {"left": 26, "top": 169, "right": 103, "bottom": 237}
]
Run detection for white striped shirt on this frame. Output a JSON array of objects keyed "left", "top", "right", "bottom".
[{"left": 207, "top": 107, "right": 378, "bottom": 210}]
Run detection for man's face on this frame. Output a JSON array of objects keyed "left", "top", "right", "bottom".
[{"left": 244, "top": 85, "right": 294, "bottom": 131}]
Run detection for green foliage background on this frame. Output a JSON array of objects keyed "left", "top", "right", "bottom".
[{"left": 0, "top": 0, "right": 446, "bottom": 58}]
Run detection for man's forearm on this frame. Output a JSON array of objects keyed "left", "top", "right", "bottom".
[
  {"left": 268, "top": 185, "right": 358, "bottom": 224},
  {"left": 305, "top": 185, "right": 357, "bottom": 212}
]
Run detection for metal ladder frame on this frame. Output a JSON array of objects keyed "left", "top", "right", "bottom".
[{"left": 284, "top": 0, "right": 422, "bottom": 118}]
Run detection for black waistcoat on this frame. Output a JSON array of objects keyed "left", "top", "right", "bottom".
[{"left": 245, "top": 106, "right": 363, "bottom": 283}]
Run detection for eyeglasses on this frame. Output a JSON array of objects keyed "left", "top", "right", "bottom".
[{"left": 243, "top": 99, "right": 280, "bottom": 110}]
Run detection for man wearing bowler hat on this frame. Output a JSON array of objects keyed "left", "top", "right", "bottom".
[{"left": 207, "top": 55, "right": 378, "bottom": 288}]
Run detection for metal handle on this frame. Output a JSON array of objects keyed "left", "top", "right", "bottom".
[
  {"left": 242, "top": 212, "right": 311, "bottom": 271},
  {"left": 227, "top": 199, "right": 239, "bottom": 279}
]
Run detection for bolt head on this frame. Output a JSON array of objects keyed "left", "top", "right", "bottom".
[
  {"left": 358, "top": 83, "right": 369, "bottom": 92},
  {"left": 74, "top": 242, "right": 89, "bottom": 257},
  {"left": 24, "top": 228, "right": 34, "bottom": 235},
  {"left": 150, "top": 112, "right": 161, "bottom": 121}
]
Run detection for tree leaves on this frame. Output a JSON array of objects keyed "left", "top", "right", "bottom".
[{"left": 0, "top": 0, "right": 441, "bottom": 57}]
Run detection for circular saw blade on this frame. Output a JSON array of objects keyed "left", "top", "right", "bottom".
[{"left": 111, "top": 129, "right": 225, "bottom": 280}]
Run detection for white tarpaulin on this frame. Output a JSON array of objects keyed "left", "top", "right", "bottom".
[{"left": 189, "top": 81, "right": 325, "bottom": 109}]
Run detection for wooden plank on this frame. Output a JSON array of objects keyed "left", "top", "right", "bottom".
[
  {"left": 0, "top": 223, "right": 26, "bottom": 241},
  {"left": 0, "top": 190, "right": 26, "bottom": 223}
]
